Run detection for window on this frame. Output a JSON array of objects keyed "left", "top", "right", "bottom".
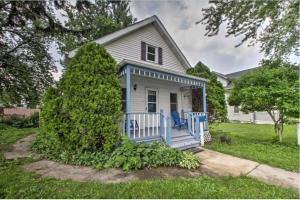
[
  {"left": 121, "top": 88, "right": 126, "bottom": 112},
  {"left": 146, "top": 44, "right": 157, "bottom": 62},
  {"left": 234, "top": 106, "right": 239, "bottom": 113},
  {"left": 170, "top": 93, "right": 177, "bottom": 112},
  {"left": 147, "top": 90, "right": 157, "bottom": 113}
]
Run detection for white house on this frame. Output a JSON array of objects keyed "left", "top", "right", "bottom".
[
  {"left": 214, "top": 69, "right": 276, "bottom": 124},
  {"left": 69, "top": 16, "right": 209, "bottom": 149}
]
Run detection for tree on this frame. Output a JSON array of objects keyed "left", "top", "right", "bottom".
[
  {"left": 199, "top": 0, "right": 299, "bottom": 58},
  {"left": 228, "top": 59, "right": 299, "bottom": 142},
  {"left": 187, "top": 61, "right": 227, "bottom": 122},
  {"left": 0, "top": 0, "right": 134, "bottom": 107},
  {"left": 41, "top": 43, "right": 122, "bottom": 152}
]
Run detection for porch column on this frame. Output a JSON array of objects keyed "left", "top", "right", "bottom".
[
  {"left": 126, "top": 65, "right": 131, "bottom": 136},
  {"left": 202, "top": 82, "right": 208, "bottom": 130},
  {"left": 202, "top": 82, "right": 206, "bottom": 113}
]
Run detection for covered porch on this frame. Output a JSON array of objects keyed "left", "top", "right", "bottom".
[{"left": 120, "top": 61, "right": 208, "bottom": 149}]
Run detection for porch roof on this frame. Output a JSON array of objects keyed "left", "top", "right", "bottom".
[{"left": 119, "top": 59, "right": 208, "bottom": 87}]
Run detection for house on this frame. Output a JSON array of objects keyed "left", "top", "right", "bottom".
[
  {"left": 69, "top": 16, "right": 209, "bottom": 149},
  {"left": 214, "top": 69, "right": 276, "bottom": 124}
]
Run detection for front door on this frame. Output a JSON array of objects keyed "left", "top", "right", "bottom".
[{"left": 146, "top": 89, "right": 158, "bottom": 113}]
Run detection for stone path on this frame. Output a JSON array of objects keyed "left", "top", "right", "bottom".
[
  {"left": 196, "top": 149, "right": 300, "bottom": 191},
  {"left": 4, "top": 134, "right": 300, "bottom": 191},
  {"left": 4, "top": 134, "right": 37, "bottom": 159},
  {"left": 23, "top": 160, "right": 203, "bottom": 183}
]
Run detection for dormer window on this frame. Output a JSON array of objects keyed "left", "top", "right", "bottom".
[
  {"left": 146, "top": 44, "right": 157, "bottom": 62},
  {"left": 141, "top": 41, "right": 163, "bottom": 65}
]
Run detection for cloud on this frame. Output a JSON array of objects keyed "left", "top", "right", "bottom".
[{"left": 130, "top": 0, "right": 264, "bottom": 74}]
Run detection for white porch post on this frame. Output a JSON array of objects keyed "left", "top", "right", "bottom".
[{"left": 126, "top": 65, "right": 131, "bottom": 137}]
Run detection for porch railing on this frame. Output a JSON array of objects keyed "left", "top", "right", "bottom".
[
  {"left": 123, "top": 110, "right": 172, "bottom": 144},
  {"left": 123, "top": 110, "right": 208, "bottom": 146},
  {"left": 186, "top": 112, "right": 207, "bottom": 146}
]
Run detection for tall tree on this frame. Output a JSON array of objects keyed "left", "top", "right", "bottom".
[
  {"left": 187, "top": 61, "right": 227, "bottom": 122},
  {"left": 228, "top": 59, "right": 299, "bottom": 142},
  {"left": 198, "top": 0, "right": 299, "bottom": 58},
  {"left": 0, "top": 0, "right": 134, "bottom": 107}
]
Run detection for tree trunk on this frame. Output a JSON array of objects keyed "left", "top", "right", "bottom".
[{"left": 267, "top": 110, "right": 284, "bottom": 142}]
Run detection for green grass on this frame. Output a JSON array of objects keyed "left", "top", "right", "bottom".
[
  {"left": 208, "top": 123, "right": 299, "bottom": 172},
  {"left": 0, "top": 126, "right": 298, "bottom": 198}
]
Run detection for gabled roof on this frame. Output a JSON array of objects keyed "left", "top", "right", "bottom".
[
  {"left": 212, "top": 71, "right": 228, "bottom": 80},
  {"left": 68, "top": 15, "right": 191, "bottom": 69},
  {"left": 225, "top": 67, "right": 259, "bottom": 80}
]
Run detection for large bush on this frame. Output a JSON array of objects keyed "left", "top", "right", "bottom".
[
  {"left": 187, "top": 61, "right": 227, "bottom": 121},
  {"left": 38, "top": 43, "right": 122, "bottom": 152}
]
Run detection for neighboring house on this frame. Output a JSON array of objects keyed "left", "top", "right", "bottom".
[
  {"left": 69, "top": 16, "right": 209, "bottom": 149},
  {"left": 214, "top": 68, "right": 276, "bottom": 124}
]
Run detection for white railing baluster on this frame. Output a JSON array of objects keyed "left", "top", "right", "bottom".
[
  {"left": 156, "top": 113, "right": 159, "bottom": 136},
  {"left": 143, "top": 114, "right": 145, "bottom": 137},
  {"left": 138, "top": 114, "right": 141, "bottom": 138},
  {"left": 152, "top": 113, "right": 154, "bottom": 137},
  {"left": 133, "top": 114, "right": 135, "bottom": 139},
  {"left": 147, "top": 114, "right": 149, "bottom": 137}
]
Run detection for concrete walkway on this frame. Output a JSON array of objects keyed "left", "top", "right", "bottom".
[
  {"left": 196, "top": 149, "right": 300, "bottom": 191},
  {"left": 4, "top": 135, "right": 300, "bottom": 191}
]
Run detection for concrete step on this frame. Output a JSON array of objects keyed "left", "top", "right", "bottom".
[
  {"left": 170, "top": 139, "right": 200, "bottom": 149},
  {"left": 172, "top": 135, "right": 195, "bottom": 142}
]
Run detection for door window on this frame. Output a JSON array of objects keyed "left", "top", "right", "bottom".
[
  {"left": 147, "top": 90, "right": 157, "bottom": 113},
  {"left": 170, "top": 93, "right": 177, "bottom": 112}
]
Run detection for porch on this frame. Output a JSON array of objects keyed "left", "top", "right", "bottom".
[{"left": 120, "top": 61, "right": 208, "bottom": 149}]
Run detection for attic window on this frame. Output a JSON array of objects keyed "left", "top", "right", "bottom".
[
  {"left": 141, "top": 41, "right": 163, "bottom": 65},
  {"left": 146, "top": 44, "right": 157, "bottom": 62}
]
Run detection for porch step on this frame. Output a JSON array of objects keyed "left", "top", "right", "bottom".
[
  {"left": 172, "top": 134, "right": 195, "bottom": 142},
  {"left": 135, "top": 137, "right": 162, "bottom": 144},
  {"left": 170, "top": 139, "right": 200, "bottom": 150}
]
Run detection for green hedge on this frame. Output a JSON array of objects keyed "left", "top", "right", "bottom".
[{"left": 0, "top": 113, "right": 39, "bottom": 128}]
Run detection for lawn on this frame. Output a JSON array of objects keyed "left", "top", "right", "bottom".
[
  {"left": 208, "top": 123, "right": 299, "bottom": 172},
  {"left": 0, "top": 126, "right": 298, "bottom": 198}
]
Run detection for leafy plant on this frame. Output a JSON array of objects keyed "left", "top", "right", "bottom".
[
  {"left": 33, "top": 136, "right": 200, "bottom": 171},
  {"left": 39, "top": 43, "right": 122, "bottom": 153}
]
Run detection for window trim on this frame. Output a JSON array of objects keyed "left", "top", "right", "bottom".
[
  {"left": 146, "top": 88, "right": 159, "bottom": 113},
  {"left": 146, "top": 44, "right": 158, "bottom": 63}
]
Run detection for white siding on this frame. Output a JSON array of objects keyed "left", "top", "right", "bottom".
[
  {"left": 216, "top": 76, "right": 229, "bottom": 87},
  {"left": 121, "top": 75, "right": 192, "bottom": 117},
  {"left": 105, "top": 24, "right": 186, "bottom": 74}
]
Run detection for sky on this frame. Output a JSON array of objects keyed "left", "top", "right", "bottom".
[{"left": 51, "top": 0, "right": 298, "bottom": 80}]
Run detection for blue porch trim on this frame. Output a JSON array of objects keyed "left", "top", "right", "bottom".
[{"left": 126, "top": 65, "right": 131, "bottom": 137}]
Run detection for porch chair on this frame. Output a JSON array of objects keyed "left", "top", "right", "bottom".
[
  {"left": 125, "top": 120, "right": 139, "bottom": 132},
  {"left": 171, "top": 111, "right": 188, "bottom": 130}
]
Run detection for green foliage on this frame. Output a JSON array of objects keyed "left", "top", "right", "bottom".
[
  {"left": 0, "top": 113, "right": 39, "bottom": 128},
  {"left": 33, "top": 136, "right": 200, "bottom": 171},
  {"left": 187, "top": 61, "right": 227, "bottom": 121},
  {"left": 0, "top": 0, "right": 134, "bottom": 106},
  {"left": 209, "top": 123, "right": 299, "bottom": 172},
  {"left": 228, "top": 59, "right": 299, "bottom": 142},
  {"left": 1, "top": 127, "right": 298, "bottom": 199},
  {"left": 200, "top": 0, "right": 299, "bottom": 58},
  {"left": 39, "top": 43, "right": 122, "bottom": 153}
]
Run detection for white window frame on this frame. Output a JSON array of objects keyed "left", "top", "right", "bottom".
[
  {"left": 146, "top": 44, "right": 158, "bottom": 63},
  {"left": 146, "top": 88, "right": 159, "bottom": 113}
]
